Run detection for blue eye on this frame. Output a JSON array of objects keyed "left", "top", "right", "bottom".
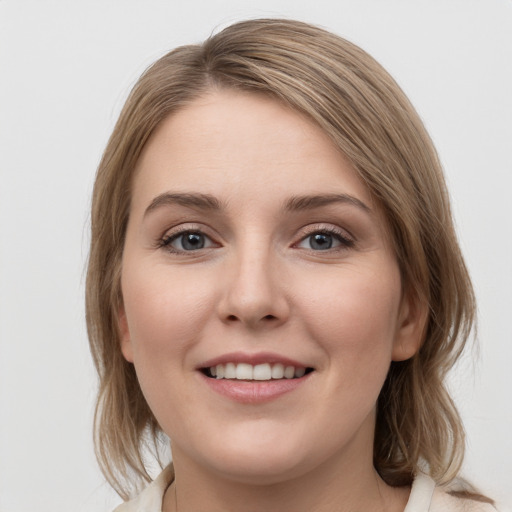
[
  {"left": 178, "top": 232, "right": 206, "bottom": 250},
  {"left": 297, "top": 230, "right": 354, "bottom": 251},
  {"left": 161, "top": 231, "right": 215, "bottom": 252},
  {"left": 309, "top": 233, "right": 334, "bottom": 250}
]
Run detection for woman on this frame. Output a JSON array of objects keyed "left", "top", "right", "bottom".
[{"left": 86, "top": 19, "right": 496, "bottom": 511}]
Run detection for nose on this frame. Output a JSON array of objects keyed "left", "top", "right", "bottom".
[{"left": 216, "top": 247, "right": 290, "bottom": 329}]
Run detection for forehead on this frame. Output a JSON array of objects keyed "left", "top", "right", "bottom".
[{"left": 131, "top": 90, "right": 375, "bottom": 212}]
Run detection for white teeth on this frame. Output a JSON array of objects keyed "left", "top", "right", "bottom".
[
  {"left": 209, "top": 362, "right": 308, "bottom": 381},
  {"left": 216, "top": 364, "right": 225, "bottom": 379},
  {"left": 271, "top": 363, "right": 284, "bottom": 379},
  {"left": 225, "top": 362, "right": 236, "bottom": 379},
  {"left": 294, "top": 367, "right": 306, "bottom": 378},
  {"left": 284, "top": 366, "right": 295, "bottom": 379},
  {"left": 236, "top": 363, "right": 253, "bottom": 380},
  {"left": 253, "top": 363, "right": 272, "bottom": 380}
]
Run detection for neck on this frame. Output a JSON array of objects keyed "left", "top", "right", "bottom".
[{"left": 163, "top": 444, "right": 410, "bottom": 512}]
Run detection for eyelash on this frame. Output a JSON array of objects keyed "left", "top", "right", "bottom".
[
  {"left": 157, "top": 225, "right": 355, "bottom": 254},
  {"left": 158, "top": 227, "right": 216, "bottom": 254},
  {"left": 294, "top": 226, "right": 355, "bottom": 252}
]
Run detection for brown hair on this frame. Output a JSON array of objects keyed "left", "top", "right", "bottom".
[{"left": 87, "top": 18, "right": 477, "bottom": 499}]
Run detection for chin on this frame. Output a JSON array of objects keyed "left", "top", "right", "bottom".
[
  {"left": 180, "top": 423, "right": 323, "bottom": 485},
  {"left": 207, "top": 450, "right": 311, "bottom": 486}
]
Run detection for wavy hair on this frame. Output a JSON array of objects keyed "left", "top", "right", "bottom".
[{"left": 87, "top": 18, "right": 477, "bottom": 500}]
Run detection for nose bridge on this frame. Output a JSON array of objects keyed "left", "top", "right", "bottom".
[{"left": 219, "top": 235, "right": 288, "bottom": 327}]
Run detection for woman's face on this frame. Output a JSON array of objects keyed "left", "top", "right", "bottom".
[{"left": 120, "top": 90, "right": 422, "bottom": 484}]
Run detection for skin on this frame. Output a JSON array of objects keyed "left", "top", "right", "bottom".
[{"left": 119, "top": 90, "right": 426, "bottom": 512}]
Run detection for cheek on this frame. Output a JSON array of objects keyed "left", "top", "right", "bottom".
[
  {"left": 121, "top": 261, "right": 218, "bottom": 361},
  {"left": 120, "top": 261, "right": 220, "bottom": 423},
  {"left": 298, "top": 264, "right": 402, "bottom": 372}
]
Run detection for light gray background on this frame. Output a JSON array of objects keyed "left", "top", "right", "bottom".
[{"left": 0, "top": 1, "right": 511, "bottom": 511}]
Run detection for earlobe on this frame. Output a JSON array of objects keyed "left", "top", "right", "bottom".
[
  {"left": 118, "top": 304, "right": 134, "bottom": 363},
  {"left": 392, "top": 290, "right": 428, "bottom": 362}
]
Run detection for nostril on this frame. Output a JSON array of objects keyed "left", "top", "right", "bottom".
[
  {"left": 225, "top": 314, "right": 276, "bottom": 321},
  {"left": 223, "top": 313, "right": 281, "bottom": 325}
]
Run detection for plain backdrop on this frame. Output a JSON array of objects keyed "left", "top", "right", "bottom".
[{"left": 0, "top": 1, "right": 511, "bottom": 511}]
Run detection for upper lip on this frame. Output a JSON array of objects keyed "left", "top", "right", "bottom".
[{"left": 198, "top": 351, "right": 312, "bottom": 369}]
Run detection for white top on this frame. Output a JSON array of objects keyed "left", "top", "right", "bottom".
[{"left": 114, "top": 466, "right": 497, "bottom": 512}]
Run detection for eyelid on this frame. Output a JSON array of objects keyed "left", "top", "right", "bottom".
[
  {"left": 157, "top": 223, "right": 220, "bottom": 253},
  {"left": 293, "top": 223, "right": 356, "bottom": 250},
  {"left": 155, "top": 222, "right": 355, "bottom": 254}
]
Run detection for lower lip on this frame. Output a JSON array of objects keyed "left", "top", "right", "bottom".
[{"left": 200, "top": 372, "right": 312, "bottom": 404}]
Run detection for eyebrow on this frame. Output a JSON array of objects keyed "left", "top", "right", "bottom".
[
  {"left": 143, "top": 191, "right": 371, "bottom": 218},
  {"left": 284, "top": 193, "right": 371, "bottom": 213},
  {"left": 144, "top": 192, "right": 223, "bottom": 217}
]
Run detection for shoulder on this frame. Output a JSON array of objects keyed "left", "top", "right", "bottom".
[
  {"left": 430, "top": 487, "right": 497, "bottom": 512},
  {"left": 112, "top": 465, "right": 174, "bottom": 512},
  {"left": 406, "top": 473, "right": 497, "bottom": 512}
]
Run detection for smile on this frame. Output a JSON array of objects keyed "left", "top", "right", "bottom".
[
  {"left": 198, "top": 354, "right": 315, "bottom": 403},
  {"left": 204, "top": 362, "right": 313, "bottom": 380}
]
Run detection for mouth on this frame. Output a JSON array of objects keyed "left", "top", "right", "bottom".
[
  {"left": 201, "top": 362, "right": 315, "bottom": 381},
  {"left": 198, "top": 354, "right": 315, "bottom": 403}
]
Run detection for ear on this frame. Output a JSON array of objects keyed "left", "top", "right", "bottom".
[
  {"left": 118, "top": 303, "right": 134, "bottom": 363},
  {"left": 392, "top": 288, "right": 428, "bottom": 362}
]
